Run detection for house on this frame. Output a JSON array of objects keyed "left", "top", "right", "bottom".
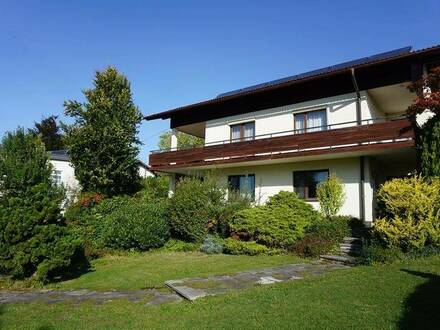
[
  {"left": 49, "top": 150, "right": 154, "bottom": 191},
  {"left": 145, "top": 45, "right": 440, "bottom": 226}
]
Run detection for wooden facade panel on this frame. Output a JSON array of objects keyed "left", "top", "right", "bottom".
[{"left": 149, "top": 119, "right": 415, "bottom": 170}]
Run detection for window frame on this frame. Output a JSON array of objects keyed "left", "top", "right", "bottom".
[
  {"left": 293, "top": 109, "right": 327, "bottom": 134},
  {"left": 227, "top": 174, "right": 255, "bottom": 200},
  {"left": 229, "top": 121, "right": 255, "bottom": 142},
  {"left": 51, "top": 170, "right": 62, "bottom": 186},
  {"left": 293, "top": 169, "right": 329, "bottom": 201}
]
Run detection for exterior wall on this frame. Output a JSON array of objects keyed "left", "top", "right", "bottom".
[
  {"left": 216, "top": 157, "right": 369, "bottom": 221},
  {"left": 50, "top": 160, "right": 80, "bottom": 192},
  {"left": 139, "top": 166, "right": 155, "bottom": 178},
  {"left": 205, "top": 92, "right": 386, "bottom": 144}
]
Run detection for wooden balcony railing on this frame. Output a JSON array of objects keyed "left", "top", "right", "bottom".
[{"left": 149, "top": 117, "right": 415, "bottom": 170}]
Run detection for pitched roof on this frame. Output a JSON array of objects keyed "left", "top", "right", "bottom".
[{"left": 145, "top": 44, "right": 440, "bottom": 122}]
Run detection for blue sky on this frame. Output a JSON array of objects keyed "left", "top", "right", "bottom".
[{"left": 1, "top": 0, "right": 439, "bottom": 162}]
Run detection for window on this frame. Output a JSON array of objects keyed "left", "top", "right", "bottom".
[
  {"left": 293, "top": 170, "right": 329, "bottom": 200},
  {"left": 230, "top": 122, "right": 255, "bottom": 142},
  {"left": 294, "top": 109, "right": 327, "bottom": 133},
  {"left": 228, "top": 174, "right": 255, "bottom": 199},
  {"left": 51, "top": 170, "right": 62, "bottom": 186}
]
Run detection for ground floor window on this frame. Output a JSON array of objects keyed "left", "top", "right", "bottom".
[
  {"left": 228, "top": 174, "right": 255, "bottom": 199},
  {"left": 293, "top": 169, "right": 329, "bottom": 200}
]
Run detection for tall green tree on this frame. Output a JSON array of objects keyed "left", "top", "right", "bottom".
[
  {"left": 0, "top": 128, "right": 84, "bottom": 282},
  {"left": 33, "top": 115, "right": 64, "bottom": 151},
  {"left": 158, "top": 130, "right": 204, "bottom": 150},
  {"left": 63, "top": 67, "right": 143, "bottom": 195},
  {"left": 407, "top": 66, "right": 440, "bottom": 178}
]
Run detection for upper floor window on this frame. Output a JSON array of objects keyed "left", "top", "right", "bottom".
[
  {"left": 51, "top": 170, "right": 62, "bottom": 186},
  {"left": 228, "top": 174, "right": 255, "bottom": 200},
  {"left": 230, "top": 121, "right": 255, "bottom": 142},
  {"left": 293, "top": 169, "right": 329, "bottom": 200},
  {"left": 294, "top": 109, "right": 327, "bottom": 134}
]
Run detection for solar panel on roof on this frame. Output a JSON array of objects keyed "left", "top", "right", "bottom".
[{"left": 217, "top": 46, "right": 412, "bottom": 98}]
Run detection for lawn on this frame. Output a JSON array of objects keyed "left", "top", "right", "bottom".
[{"left": 1, "top": 254, "right": 439, "bottom": 329}]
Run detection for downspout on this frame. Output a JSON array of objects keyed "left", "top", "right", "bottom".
[
  {"left": 351, "top": 68, "right": 362, "bottom": 125},
  {"left": 351, "top": 68, "right": 365, "bottom": 221}
]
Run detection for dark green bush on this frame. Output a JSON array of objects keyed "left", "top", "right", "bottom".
[
  {"left": 290, "top": 234, "right": 334, "bottom": 257},
  {"left": 229, "top": 191, "right": 321, "bottom": 248},
  {"left": 200, "top": 235, "right": 224, "bottom": 254},
  {"left": 169, "top": 176, "right": 225, "bottom": 242},
  {"left": 359, "top": 241, "right": 403, "bottom": 265},
  {"left": 307, "top": 216, "right": 351, "bottom": 244},
  {"left": 223, "top": 238, "right": 272, "bottom": 255},
  {"left": 99, "top": 198, "right": 170, "bottom": 251},
  {"left": 0, "top": 129, "right": 87, "bottom": 283}
]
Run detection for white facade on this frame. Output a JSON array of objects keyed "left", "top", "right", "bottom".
[{"left": 204, "top": 91, "right": 387, "bottom": 145}]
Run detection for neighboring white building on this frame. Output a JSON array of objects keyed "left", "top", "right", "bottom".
[
  {"left": 49, "top": 150, "right": 154, "bottom": 191},
  {"left": 146, "top": 45, "right": 440, "bottom": 226}
]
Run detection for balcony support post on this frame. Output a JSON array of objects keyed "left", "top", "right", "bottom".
[
  {"left": 170, "top": 129, "right": 178, "bottom": 150},
  {"left": 351, "top": 68, "right": 362, "bottom": 125}
]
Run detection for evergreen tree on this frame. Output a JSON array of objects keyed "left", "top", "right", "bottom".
[
  {"left": 0, "top": 128, "right": 84, "bottom": 282},
  {"left": 63, "top": 67, "right": 142, "bottom": 195},
  {"left": 33, "top": 115, "right": 64, "bottom": 151}
]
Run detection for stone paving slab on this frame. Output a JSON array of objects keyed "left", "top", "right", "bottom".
[
  {"left": 165, "top": 262, "right": 350, "bottom": 301},
  {"left": 0, "top": 288, "right": 182, "bottom": 305}
]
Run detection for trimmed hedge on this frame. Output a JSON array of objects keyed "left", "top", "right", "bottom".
[{"left": 99, "top": 198, "right": 170, "bottom": 251}]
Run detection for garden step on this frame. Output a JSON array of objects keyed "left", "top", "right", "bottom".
[
  {"left": 320, "top": 255, "right": 356, "bottom": 264},
  {"left": 340, "top": 243, "right": 361, "bottom": 248},
  {"left": 343, "top": 237, "right": 362, "bottom": 244}
]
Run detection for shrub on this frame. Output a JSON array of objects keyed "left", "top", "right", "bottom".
[
  {"left": 99, "top": 198, "right": 169, "bottom": 251},
  {"left": 223, "top": 238, "right": 272, "bottom": 255},
  {"left": 374, "top": 176, "right": 440, "bottom": 251},
  {"left": 307, "top": 216, "right": 351, "bottom": 244},
  {"left": 137, "top": 175, "right": 169, "bottom": 200},
  {"left": 169, "top": 176, "right": 225, "bottom": 242},
  {"left": 229, "top": 191, "right": 321, "bottom": 248},
  {"left": 290, "top": 234, "right": 334, "bottom": 257},
  {"left": 359, "top": 241, "right": 403, "bottom": 265},
  {"left": 317, "top": 174, "right": 346, "bottom": 218},
  {"left": 200, "top": 235, "right": 224, "bottom": 254},
  {"left": 160, "top": 239, "right": 200, "bottom": 252},
  {"left": 0, "top": 129, "right": 86, "bottom": 283}
]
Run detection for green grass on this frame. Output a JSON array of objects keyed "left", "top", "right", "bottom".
[
  {"left": 1, "top": 254, "right": 439, "bottom": 329},
  {"left": 50, "top": 251, "right": 304, "bottom": 291}
]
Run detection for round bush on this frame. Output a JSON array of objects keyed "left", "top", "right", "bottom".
[
  {"left": 229, "top": 191, "right": 321, "bottom": 248},
  {"left": 223, "top": 238, "right": 271, "bottom": 255},
  {"left": 100, "top": 199, "right": 169, "bottom": 251}
]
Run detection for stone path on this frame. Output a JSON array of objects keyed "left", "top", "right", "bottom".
[
  {"left": 0, "top": 261, "right": 350, "bottom": 305},
  {"left": 165, "top": 262, "right": 350, "bottom": 301},
  {"left": 0, "top": 288, "right": 182, "bottom": 305}
]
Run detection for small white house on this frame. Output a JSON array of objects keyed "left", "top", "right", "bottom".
[{"left": 49, "top": 150, "right": 154, "bottom": 191}]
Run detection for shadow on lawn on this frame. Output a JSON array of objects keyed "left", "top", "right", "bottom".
[{"left": 398, "top": 269, "right": 440, "bottom": 330}]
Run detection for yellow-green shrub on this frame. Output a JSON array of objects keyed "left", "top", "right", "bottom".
[{"left": 374, "top": 176, "right": 440, "bottom": 251}]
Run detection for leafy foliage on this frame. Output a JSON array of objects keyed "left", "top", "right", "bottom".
[
  {"left": 159, "top": 239, "right": 201, "bottom": 252},
  {"left": 63, "top": 67, "right": 142, "bottom": 196},
  {"left": 33, "top": 115, "right": 64, "bottom": 151},
  {"left": 306, "top": 216, "right": 351, "bottom": 244},
  {"left": 136, "top": 175, "right": 169, "bottom": 200},
  {"left": 0, "top": 129, "right": 85, "bottom": 283},
  {"left": 317, "top": 174, "right": 346, "bottom": 218},
  {"left": 374, "top": 176, "right": 440, "bottom": 251},
  {"left": 359, "top": 241, "right": 403, "bottom": 265},
  {"left": 223, "top": 238, "right": 272, "bottom": 255},
  {"left": 407, "top": 66, "right": 440, "bottom": 177},
  {"left": 229, "top": 191, "right": 321, "bottom": 248},
  {"left": 290, "top": 234, "right": 334, "bottom": 258},
  {"left": 98, "top": 198, "right": 170, "bottom": 251},
  {"left": 158, "top": 130, "right": 204, "bottom": 150}
]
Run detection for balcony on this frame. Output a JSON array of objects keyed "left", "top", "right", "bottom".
[{"left": 149, "top": 117, "right": 415, "bottom": 170}]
